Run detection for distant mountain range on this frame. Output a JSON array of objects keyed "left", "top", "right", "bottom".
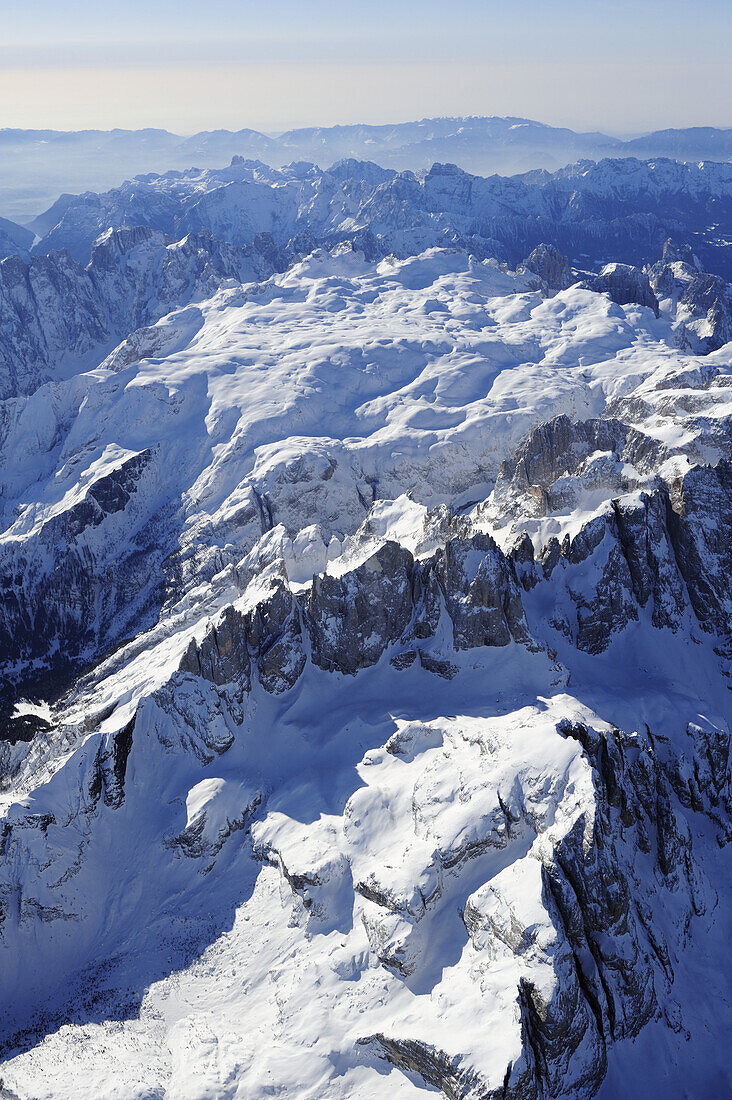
[
  {"left": 0, "top": 116, "right": 730, "bottom": 223},
  {"left": 7, "top": 155, "right": 732, "bottom": 283}
]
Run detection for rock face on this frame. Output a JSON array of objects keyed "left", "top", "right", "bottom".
[
  {"left": 648, "top": 237, "right": 732, "bottom": 353},
  {"left": 519, "top": 243, "right": 574, "bottom": 295},
  {"left": 587, "top": 263, "right": 660, "bottom": 316},
  {"left": 676, "top": 273, "right": 732, "bottom": 352},
  {"left": 306, "top": 543, "right": 415, "bottom": 674},
  {"left": 498, "top": 457, "right": 732, "bottom": 656},
  {"left": 178, "top": 534, "right": 533, "bottom": 698},
  {"left": 664, "top": 460, "right": 732, "bottom": 637},
  {"left": 660, "top": 237, "right": 702, "bottom": 269},
  {"left": 422, "top": 532, "right": 531, "bottom": 649},
  {"left": 490, "top": 414, "right": 667, "bottom": 522},
  {"left": 180, "top": 571, "right": 306, "bottom": 696},
  {"left": 486, "top": 411, "right": 732, "bottom": 652}
]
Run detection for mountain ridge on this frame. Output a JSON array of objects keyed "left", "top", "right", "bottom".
[
  {"left": 12, "top": 154, "right": 732, "bottom": 282},
  {"left": 1, "top": 115, "right": 730, "bottom": 223}
]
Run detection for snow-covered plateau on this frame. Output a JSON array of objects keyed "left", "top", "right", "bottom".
[{"left": 0, "top": 233, "right": 730, "bottom": 1098}]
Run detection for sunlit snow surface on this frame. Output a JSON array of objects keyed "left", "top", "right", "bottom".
[{"left": 0, "top": 249, "right": 730, "bottom": 1098}]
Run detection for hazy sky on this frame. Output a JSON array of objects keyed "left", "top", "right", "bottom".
[{"left": 1, "top": 0, "right": 730, "bottom": 134}]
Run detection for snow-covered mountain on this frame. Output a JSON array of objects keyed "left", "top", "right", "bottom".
[
  {"left": 0, "top": 225, "right": 288, "bottom": 401},
  {"left": 18, "top": 156, "right": 732, "bottom": 284},
  {"left": 0, "top": 225, "right": 731, "bottom": 1099},
  {"left": 1, "top": 117, "right": 731, "bottom": 224},
  {"left": 0, "top": 215, "right": 33, "bottom": 262}
]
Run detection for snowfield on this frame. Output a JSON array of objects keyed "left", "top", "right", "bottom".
[{"left": 0, "top": 242, "right": 730, "bottom": 1099}]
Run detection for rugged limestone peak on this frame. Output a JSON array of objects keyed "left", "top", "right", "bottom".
[
  {"left": 515, "top": 461, "right": 732, "bottom": 655},
  {"left": 588, "top": 263, "right": 660, "bottom": 316},
  {"left": 661, "top": 237, "right": 702, "bottom": 269},
  {"left": 677, "top": 273, "right": 732, "bottom": 352},
  {"left": 306, "top": 542, "right": 415, "bottom": 675},
  {"left": 488, "top": 414, "right": 667, "bottom": 523},
  {"left": 518, "top": 242, "right": 575, "bottom": 295},
  {"left": 647, "top": 238, "right": 732, "bottom": 353},
  {"left": 425, "top": 532, "right": 531, "bottom": 650}
]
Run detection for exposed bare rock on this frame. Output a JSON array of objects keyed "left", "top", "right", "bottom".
[
  {"left": 664, "top": 460, "right": 732, "bottom": 639},
  {"left": 586, "top": 263, "right": 660, "bottom": 316},
  {"left": 678, "top": 274, "right": 732, "bottom": 352},
  {"left": 87, "top": 717, "right": 135, "bottom": 810},
  {"left": 508, "top": 532, "right": 539, "bottom": 591},
  {"left": 304, "top": 542, "right": 414, "bottom": 674},
  {"left": 518, "top": 242, "right": 574, "bottom": 295},
  {"left": 180, "top": 573, "right": 305, "bottom": 695},
  {"left": 359, "top": 1033, "right": 508, "bottom": 1100},
  {"left": 611, "top": 492, "right": 686, "bottom": 630},
  {"left": 665, "top": 720, "right": 731, "bottom": 837},
  {"left": 569, "top": 534, "right": 639, "bottom": 655},
  {"left": 179, "top": 605, "right": 252, "bottom": 693},
  {"left": 490, "top": 414, "right": 666, "bottom": 523},
  {"left": 648, "top": 239, "right": 732, "bottom": 353},
  {"left": 426, "top": 532, "right": 531, "bottom": 649}
]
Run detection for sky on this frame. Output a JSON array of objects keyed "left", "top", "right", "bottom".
[{"left": 1, "top": 0, "right": 730, "bottom": 134}]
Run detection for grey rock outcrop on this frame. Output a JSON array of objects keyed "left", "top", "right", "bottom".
[
  {"left": 424, "top": 532, "right": 531, "bottom": 650},
  {"left": 179, "top": 573, "right": 305, "bottom": 696},
  {"left": 87, "top": 717, "right": 135, "bottom": 810},
  {"left": 179, "top": 604, "right": 252, "bottom": 694},
  {"left": 519, "top": 243, "right": 574, "bottom": 295},
  {"left": 490, "top": 414, "right": 666, "bottom": 522},
  {"left": 587, "top": 263, "right": 659, "bottom": 316},
  {"left": 305, "top": 542, "right": 414, "bottom": 675},
  {"left": 677, "top": 273, "right": 732, "bottom": 352},
  {"left": 661, "top": 237, "right": 702, "bottom": 268},
  {"left": 664, "top": 460, "right": 732, "bottom": 639},
  {"left": 530, "top": 487, "right": 690, "bottom": 654},
  {"left": 487, "top": 411, "right": 732, "bottom": 654},
  {"left": 648, "top": 238, "right": 732, "bottom": 353},
  {"left": 665, "top": 720, "right": 731, "bottom": 839},
  {"left": 535, "top": 715, "right": 719, "bottom": 1091},
  {"left": 180, "top": 528, "right": 538, "bottom": 700},
  {"left": 359, "top": 1034, "right": 514, "bottom": 1100},
  {"left": 535, "top": 460, "right": 732, "bottom": 654}
]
